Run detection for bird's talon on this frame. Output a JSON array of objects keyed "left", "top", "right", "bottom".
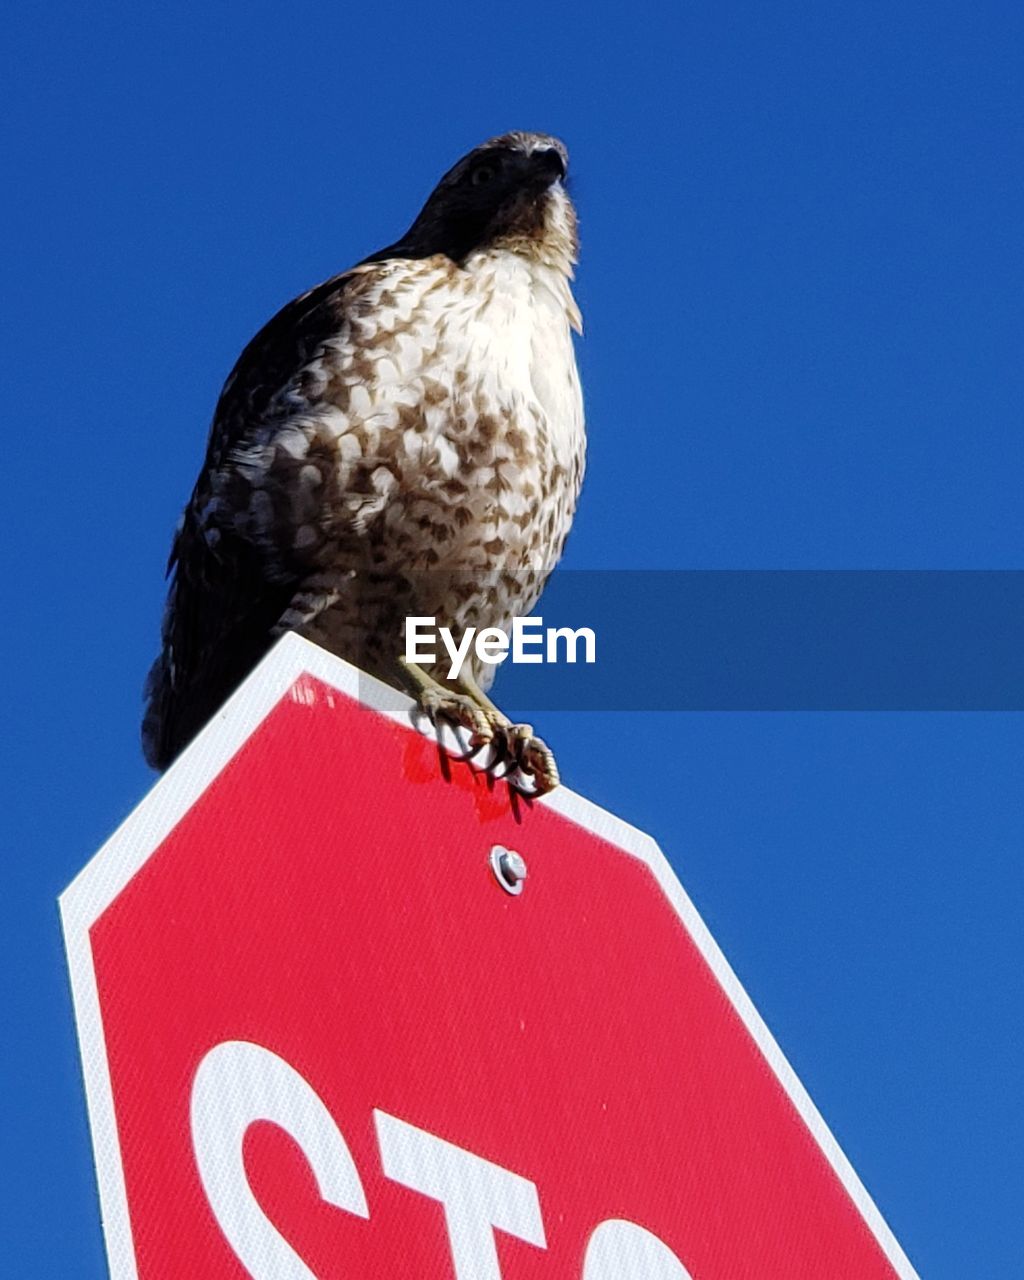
[
  {"left": 419, "top": 689, "right": 494, "bottom": 751},
  {"left": 519, "top": 743, "right": 560, "bottom": 795},
  {"left": 497, "top": 724, "right": 560, "bottom": 795},
  {"left": 414, "top": 686, "right": 558, "bottom": 793}
]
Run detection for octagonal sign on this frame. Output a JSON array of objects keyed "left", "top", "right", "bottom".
[{"left": 61, "top": 634, "right": 918, "bottom": 1279}]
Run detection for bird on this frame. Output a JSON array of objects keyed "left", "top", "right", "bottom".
[{"left": 142, "top": 131, "right": 585, "bottom": 794}]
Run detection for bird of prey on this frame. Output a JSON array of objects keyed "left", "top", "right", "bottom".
[{"left": 143, "top": 131, "right": 584, "bottom": 794}]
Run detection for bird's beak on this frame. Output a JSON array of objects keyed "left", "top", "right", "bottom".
[{"left": 530, "top": 147, "right": 567, "bottom": 185}]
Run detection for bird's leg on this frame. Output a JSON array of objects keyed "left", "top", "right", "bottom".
[
  {"left": 399, "top": 656, "right": 560, "bottom": 795},
  {"left": 399, "top": 657, "right": 495, "bottom": 749},
  {"left": 456, "top": 668, "right": 560, "bottom": 796}
]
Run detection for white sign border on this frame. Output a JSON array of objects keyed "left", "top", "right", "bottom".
[{"left": 60, "top": 632, "right": 919, "bottom": 1280}]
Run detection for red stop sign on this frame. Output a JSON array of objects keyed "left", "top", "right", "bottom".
[{"left": 62, "top": 635, "right": 917, "bottom": 1280}]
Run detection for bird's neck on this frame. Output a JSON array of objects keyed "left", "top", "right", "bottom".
[
  {"left": 502, "top": 188, "right": 577, "bottom": 267},
  {"left": 469, "top": 189, "right": 582, "bottom": 333}
]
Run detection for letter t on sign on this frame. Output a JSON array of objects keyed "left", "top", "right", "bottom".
[{"left": 374, "top": 1110, "right": 547, "bottom": 1279}]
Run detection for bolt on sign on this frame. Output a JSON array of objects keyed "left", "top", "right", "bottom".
[{"left": 61, "top": 634, "right": 919, "bottom": 1279}]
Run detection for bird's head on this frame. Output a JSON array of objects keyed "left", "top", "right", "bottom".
[{"left": 389, "top": 132, "right": 577, "bottom": 273}]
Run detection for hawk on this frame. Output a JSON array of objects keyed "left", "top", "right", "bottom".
[{"left": 143, "top": 131, "right": 584, "bottom": 793}]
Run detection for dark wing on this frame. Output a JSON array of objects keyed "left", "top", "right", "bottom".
[
  {"left": 142, "top": 271, "right": 356, "bottom": 770},
  {"left": 193, "top": 271, "right": 355, "bottom": 491}
]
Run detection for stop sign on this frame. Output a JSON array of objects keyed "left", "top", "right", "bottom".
[{"left": 62, "top": 634, "right": 917, "bottom": 1280}]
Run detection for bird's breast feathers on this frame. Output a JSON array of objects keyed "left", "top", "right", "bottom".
[{"left": 212, "top": 248, "right": 585, "bottom": 577}]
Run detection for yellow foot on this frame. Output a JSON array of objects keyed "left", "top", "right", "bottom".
[
  {"left": 417, "top": 686, "right": 496, "bottom": 750},
  {"left": 402, "top": 660, "right": 559, "bottom": 795}
]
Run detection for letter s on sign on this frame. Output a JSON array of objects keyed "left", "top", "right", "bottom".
[
  {"left": 583, "top": 1219, "right": 692, "bottom": 1279},
  {"left": 190, "top": 1041, "right": 369, "bottom": 1279}
]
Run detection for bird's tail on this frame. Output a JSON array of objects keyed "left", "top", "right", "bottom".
[{"left": 141, "top": 537, "right": 295, "bottom": 771}]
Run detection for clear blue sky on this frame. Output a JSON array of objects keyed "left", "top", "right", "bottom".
[{"left": 3, "top": 2, "right": 1022, "bottom": 1275}]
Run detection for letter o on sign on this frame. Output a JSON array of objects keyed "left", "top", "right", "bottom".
[{"left": 584, "top": 1219, "right": 692, "bottom": 1279}]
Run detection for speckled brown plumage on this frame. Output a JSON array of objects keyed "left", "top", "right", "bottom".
[{"left": 143, "top": 133, "right": 585, "bottom": 788}]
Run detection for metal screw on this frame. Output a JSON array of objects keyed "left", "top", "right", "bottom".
[{"left": 490, "top": 845, "right": 527, "bottom": 896}]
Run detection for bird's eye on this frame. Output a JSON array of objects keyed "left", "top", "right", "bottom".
[{"left": 471, "top": 163, "right": 497, "bottom": 186}]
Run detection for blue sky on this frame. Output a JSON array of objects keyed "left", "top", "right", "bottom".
[{"left": 3, "top": 1, "right": 1022, "bottom": 1275}]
